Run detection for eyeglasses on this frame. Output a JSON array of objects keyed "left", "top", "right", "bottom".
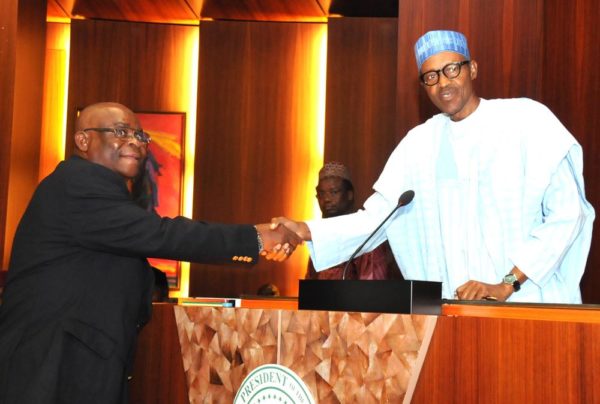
[
  {"left": 316, "top": 189, "right": 343, "bottom": 199},
  {"left": 82, "top": 127, "right": 151, "bottom": 145},
  {"left": 420, "top": 60, "right": 470, "bottom": 86}
]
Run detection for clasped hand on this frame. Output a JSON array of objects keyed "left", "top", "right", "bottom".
[
  {"left": 254, "top": 222, "right": 303, "bottom": 262},
  {"left": 254, "top": 217, "right": 311, "bottom": 261}
]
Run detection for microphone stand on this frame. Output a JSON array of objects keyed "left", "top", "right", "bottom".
[
  {"left": 298, "top": 190, "right": 443, "bottom": 315},
  {"left": 340, "top": 189, "right": 414, "bottom": 280},
  {"left": 341, "top": 203, "right": 404, "bottom": 280}
]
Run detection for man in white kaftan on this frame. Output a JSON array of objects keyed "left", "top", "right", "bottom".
[
  {"left": 271, "top": 30, "right": 594, "bottom": 303},
  {"left": 306, "top": 97, "right": 594, "bottom": 302}
]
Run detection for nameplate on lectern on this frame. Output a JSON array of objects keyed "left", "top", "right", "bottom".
[{"left": 298, "top": 279, "right": 442, "bottom": 315}]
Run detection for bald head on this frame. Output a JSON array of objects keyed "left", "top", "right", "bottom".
[
  {"left": 75, "top": 102, "right": 138, "bottom": 132},
  {"left": 73, "top": 102, "right": 147, "bottom": 180}
]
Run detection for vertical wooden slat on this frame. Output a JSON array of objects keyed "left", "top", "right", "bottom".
[
  {"left": 542, "top": 0, "right": 600, "bottom": 303},
  {"left": 67, "top": 19, "right": 199, "bottom": 135},
  {"left": 190, "top": 20, "right": 327, "bottom": 298},
  {"left": 130, "top": 304, "right": 189, "bottom": 404},
  {"left": 397, "top": 0, "right": 544, "bottom": 139},
  {"left": 0, "top": 0, "right": 18, "bottom": 268},
  {"left": 2, "top": 0, "right": 47, "bottom": 268},
  {"left": 413, "top": 315, "right": 599, "bottom": 402},
  {"left": 324, "top": 17, "right": 398, "bottom": 207}
]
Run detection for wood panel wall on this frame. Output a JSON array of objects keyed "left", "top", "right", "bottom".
[
  {"left": 543, "top": 0, "right": 600, "bottom": 302},
  {"left": 396, "top": 0, "right": 545, "bottom": 137},
  {"left": 322, "top": 0, "right": 599, "bottom": 302},
  {"left": 67, "top": 19, "right": 198, "bottom": 140},
  {"left": 130, "top": 304, "right": 188, "bottom": 404},
  {"left": 1, "top": 0, "right": 598, "bottom": 301},
  {"left": 0, "top": 0, "right": 47, "bottom": 268},
  {"left": 412, "top": 314, "right": 600, "bottom": 402},
  {"left": 189, "top": 20, "right": 326, "bottom": 298},
  {"left": 0, "top": 0, "right": 18, "bottom": 268},
  {"left": 323, "top": 17, "right": 398, "bottom": 207},
  {"left": 395, "top": 0, "right": 599, "bottom": 302}
]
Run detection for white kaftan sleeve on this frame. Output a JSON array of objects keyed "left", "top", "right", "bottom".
[
  {"left": 306, "top": 192, "right": 397, "bottom": 271},
  {"left": 510, "top": 153, "right": 592, "bottom": 291}
]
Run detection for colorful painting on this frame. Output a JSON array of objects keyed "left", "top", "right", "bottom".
[{"left": 136, "top": 112, "right": 186, "bottom": 290}]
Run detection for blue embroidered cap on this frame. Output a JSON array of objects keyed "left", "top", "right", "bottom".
[{"left": 414, "top": 30, "right": 470, "bottom": 71}]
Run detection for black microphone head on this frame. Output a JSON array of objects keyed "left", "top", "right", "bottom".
[{"left": 398, "top": 190, "right": 415, "bottom": 207}]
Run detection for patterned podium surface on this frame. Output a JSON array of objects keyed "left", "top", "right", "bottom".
[
  {"left": 174, "top": 306, "right": 436, "bottom": 403},
  {"left": 130, "top": 302, "right": 600, "bottom": 404}
]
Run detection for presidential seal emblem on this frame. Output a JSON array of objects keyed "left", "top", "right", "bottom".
[{"left": 234, "top": 364, "right": 315, "bottom": 404}]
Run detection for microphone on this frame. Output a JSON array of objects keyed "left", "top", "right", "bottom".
[{"left": 341, "top": 190, "right": 415, "bottom": 280}]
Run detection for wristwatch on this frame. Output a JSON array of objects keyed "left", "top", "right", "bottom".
[{"left": 502, "top": 273, "right": 521, "bottom": 292}]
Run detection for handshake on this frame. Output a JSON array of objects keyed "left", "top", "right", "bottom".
[{"left": 254, "top": 218, "right": 312, "bottom": 262}]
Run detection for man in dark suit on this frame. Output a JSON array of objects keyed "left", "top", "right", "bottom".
[{"left": 0, "top": 102, "right": 300, "bottom": 404}]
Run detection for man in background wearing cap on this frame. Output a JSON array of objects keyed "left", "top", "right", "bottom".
[
  {"left": 305, "top": 162, "right": 400, "bottom": 280},
  {"left": 272, "top": 30, "right": 594, "bottom": 304}
]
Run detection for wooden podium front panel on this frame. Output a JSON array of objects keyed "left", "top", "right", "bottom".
[
  {"left": 277, "top": 310, "right": 436, "bottom": 402},
  {"left": 173, "top": 306, "right": 280, "bottom": 403},
  {"left": 171, "top": 306, "right": 436, "bottom": 403},
  {"left": 130, "top": 303, "right": 189, "bottom": 404},
  {"left": 412, "top": 313, "right": 600, "bottom": 403},
  {"left": 130, "top": 303, "right": 600, "bottom": 403}
]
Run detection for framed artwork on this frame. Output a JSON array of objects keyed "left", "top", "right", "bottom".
[{"left": 136, "top": 112, "right": 186, "bottom": 291}]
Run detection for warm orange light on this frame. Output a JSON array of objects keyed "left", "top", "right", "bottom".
[
  {"left": 169, "top": 28, "right": 199, "bottom": 299},
  {"left": 46, "top": 16, "right": 72, "bottom": 24},
  {"left": 313, "top": 27, "right": 328, "bottom": 220},
  {"left": 279, "top": 24, "right": 328, "bottom": 294},
  {"left": 300, "top": 25, "right": 328, "bottom": 223},
  {"left": 39, "top": 22, "right": 70, "bottom": 180},
  {"left": 3, "top": 22, "right": 71, "bottom": 269}
]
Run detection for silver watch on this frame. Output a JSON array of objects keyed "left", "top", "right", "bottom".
[{"left": 502, "top": 273, "right": 521, "bottom": 292}]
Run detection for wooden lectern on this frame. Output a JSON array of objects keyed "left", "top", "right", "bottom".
[{"left": 130, "top": 301, "right": 600, "bottom": 403}]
